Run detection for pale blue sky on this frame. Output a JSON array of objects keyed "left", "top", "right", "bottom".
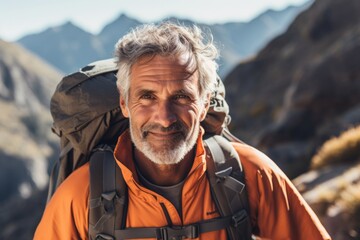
[{"left": 1, "top": 0, "right": 309, "bottom": 41}]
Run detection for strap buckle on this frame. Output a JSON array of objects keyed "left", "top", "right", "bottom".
[
  {"left": 158, "top": 225, "right": 199, "bottom": 240},
  {"left": 232, "top": 209, "right": 248, "bottom": 228},
  {"left": 101, "top": 191, "right": 117, "bottom": 214},
  {"left": 51, "top": 126, "right": 62, "bottom": 137},
  {"left": 95, "top": 233, "right": 114, "bottom": 240},
  {"left": 215, "top": 167, "right": 233, "bottom": 179}
]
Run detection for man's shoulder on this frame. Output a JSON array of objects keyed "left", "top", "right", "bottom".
[
  {"left": 35, "top": 163, "right": 90, "bottom": 239},
  {"left": 51, "top": 162, "right": 90, "bottom": 202},
  {"left": 230, "top": 142, "right": 285, "bottom": 177}
]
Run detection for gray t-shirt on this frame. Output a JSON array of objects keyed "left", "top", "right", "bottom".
[{"left": 136, "top": 168, "right": 184, "bottom": 218}]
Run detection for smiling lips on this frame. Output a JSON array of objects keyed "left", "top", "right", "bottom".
[{"left": 147, "top": 131, "right": 182, "bottom": 140}]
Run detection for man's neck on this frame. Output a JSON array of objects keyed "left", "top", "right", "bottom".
[{"left": 133, "top": 147, "right": 195, "bottom": 186}]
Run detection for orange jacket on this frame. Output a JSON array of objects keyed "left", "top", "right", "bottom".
[{"left": 34, "top": 130, "right": 331, "bottom": 239}]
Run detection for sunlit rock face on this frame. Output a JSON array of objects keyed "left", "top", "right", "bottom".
[
  {"left": 0, "top": 40, "right": 61, "bottom": 206},
  {"left": 225, "top": 0, "right": 360, "bottom": 178}
]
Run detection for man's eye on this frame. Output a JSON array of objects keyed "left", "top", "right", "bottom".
[
  {"left": 174, "top": 94, "right": 191, "bottom": 103},
  {"left": 175, "top": 94, "right": 189, "bottom": 99},
  {"left": 140, "top": 94, "right": 155, "bottom": 100}
]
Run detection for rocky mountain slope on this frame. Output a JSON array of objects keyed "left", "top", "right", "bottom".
[
  {"left": 0, "top": 40, "right": 61, "bottom": 238},
  {"left": 17, "top": 4, "right": 308, "bottom": 77},
  {"left": 225, "top": 0, "right": 360, "bottom": 178},
  {"left": 293, "top": 125, "right": 360, "bottom": 239}
]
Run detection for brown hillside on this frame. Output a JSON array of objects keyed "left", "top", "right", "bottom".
[
  {"left": 225, "top": 0, "right": 360, "bottom": 177},
  {"left": 293, "top": 125, "right": 360, "bottom": 239},
  {"left": 0, "top": 40, "right": 62, "bottom": 238}
]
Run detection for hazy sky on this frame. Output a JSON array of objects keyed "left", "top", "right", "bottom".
[{"left": 1, "top": 0, "right": 309, "bottom": 41}]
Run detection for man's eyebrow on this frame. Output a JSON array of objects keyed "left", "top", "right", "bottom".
[
  {"left": 172, "top": 89, "right": 197, "bottom": 97},
  {"left": 134, "top": 89, "right": 156, "bottom": 96},
  {"left": 173, "top": 89, "right": 188, "bottom": 94}
]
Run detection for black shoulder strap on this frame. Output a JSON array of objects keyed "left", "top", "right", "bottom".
[
  {"left": 47, "top": 141, "right": 73, "bottom": 202},
  {"left": 204, "top": 135, "right": 253, "bottom": 240},
  {"left": 88, "top": 144, "right": 128, "bottom": 240}
]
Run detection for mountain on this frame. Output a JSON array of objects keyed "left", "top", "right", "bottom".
[
  {"left": 225, "top": 0, "right": 360, "bottom": 178},
  {"left": 225, "top": 1, "right": 360, "bottom": 238},
  {"left": 0, "top": 40, "right": 61, "bottom": 238},
  {"left": 99, "top": 14, "right": 142, "bottom": 57},
  {"left": 17, "top": 4, "right": 309, "bottom": 76},
  {"left": 17, "top": 22, "right": 107, "bottom": 74},
  {"left": 209, "top": 4, "right": 311, "bottom": 75}
]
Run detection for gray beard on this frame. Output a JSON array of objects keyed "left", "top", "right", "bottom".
[{"left": 129, "top": 120, "right": 200, "bottom": 165}]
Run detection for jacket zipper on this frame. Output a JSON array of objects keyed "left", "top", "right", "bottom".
[{"left": 160, "top": 202, "right": 174, "bottom": 226}]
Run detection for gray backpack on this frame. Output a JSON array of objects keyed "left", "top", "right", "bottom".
[{"left": 49, "top": 58, "right": 253, "bottom": 240}]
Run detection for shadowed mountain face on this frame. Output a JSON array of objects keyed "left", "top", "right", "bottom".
[
  {"left": 16, "top": 22, "right": 108, "bottom": 75},
  {"left": 0, "top": 40, "right": 61, "bottom": 238},
  {"left": 225, "top": 0, "right": 360, "bottom": 178},
  {"left": 0, "top": 40, "right": 62, "bottom": 191},
  {"left": 17, "top": 5, "right": 308, "bottom": 77}
]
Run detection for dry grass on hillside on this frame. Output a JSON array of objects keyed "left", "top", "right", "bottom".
[
  {"left": 338, "top": 181, "right": 360, "bottom": 219},
  {"left": 302, "top": 125, "right": 360, "bottom": 239},
  {"left": 327, "top": 180, "right": 360, "bottom": 239},
  {"left": 311, "top": 125, "right": 360, "bottom": 169}
]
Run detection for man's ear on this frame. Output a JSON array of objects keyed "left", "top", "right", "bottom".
[
  {"left": 119, "top": 95, "right": 129, "bottom": 118},
  {"left": 200, "top": 93, "right": 211, "bottom": 121}
]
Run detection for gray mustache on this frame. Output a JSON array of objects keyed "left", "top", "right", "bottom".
[{"left": 142, "top": 122, "right": 186, "bottom": 137}]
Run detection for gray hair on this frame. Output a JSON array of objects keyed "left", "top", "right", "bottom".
[{"left": 115, "top": 22, "right": 219, "bottom": 103}]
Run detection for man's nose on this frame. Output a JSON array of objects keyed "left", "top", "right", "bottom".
[{"left": 155, "top": 101, "right": 177, "bottom": 128}]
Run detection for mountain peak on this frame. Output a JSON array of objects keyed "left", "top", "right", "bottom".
[
  {"left": 50, "top": 21, "right": 85, "bottom": 33},
  {"left": 111, "top": 13, "right": 140, "bottom": 25},
  {"left": 117, "top": 13, "right": 130, "bottom": 20},
  {"left": 63, "top": 20, "right": 77, "bottom": 27}
]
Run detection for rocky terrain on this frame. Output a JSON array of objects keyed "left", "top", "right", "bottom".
[
  {"left": 225, "top": 0, "right": 360, "bottom": 178},
  {"left": 225, "top": 0, "right": 360, "bottom": 238},
  {"left": 0, "top": 40, "right": 61, "bottom": 238},
  {"left": 293, "top": 125, "right": 360, "bottom": 239}
]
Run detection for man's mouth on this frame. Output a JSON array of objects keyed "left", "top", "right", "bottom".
[
  {"left": 142, "top": 122, "right": 186, "bottom": 140},
  {"left": 147, "top": 131, "right": 182, "bottom": 139}
]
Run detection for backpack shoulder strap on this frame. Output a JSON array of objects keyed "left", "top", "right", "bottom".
[
  {"left": 204, "top": 135, "right": 253, "bottom": 240},
  {"left": 88, "top": 144, "right": 128, "bottom": 240}
]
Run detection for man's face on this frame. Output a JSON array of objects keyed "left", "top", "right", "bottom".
[{"left": 119, "top": 54, "right": 209, "bottom": 165}]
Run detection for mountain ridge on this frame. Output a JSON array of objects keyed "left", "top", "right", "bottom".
[{"left": 17, "top": 3, "right": 309, "bottom": 76}]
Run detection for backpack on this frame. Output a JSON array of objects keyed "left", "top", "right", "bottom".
[{"left": 49, "top": 58, "right": 253, "bottom": 240}]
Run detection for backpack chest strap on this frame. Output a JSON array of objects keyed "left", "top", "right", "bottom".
[{"left": 94, "top": 211, "right": 247, "bottom": 240}]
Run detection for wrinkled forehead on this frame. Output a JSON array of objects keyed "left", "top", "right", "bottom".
[{"left": 130, "top": 54, "right": 198, "bottom": 83}]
